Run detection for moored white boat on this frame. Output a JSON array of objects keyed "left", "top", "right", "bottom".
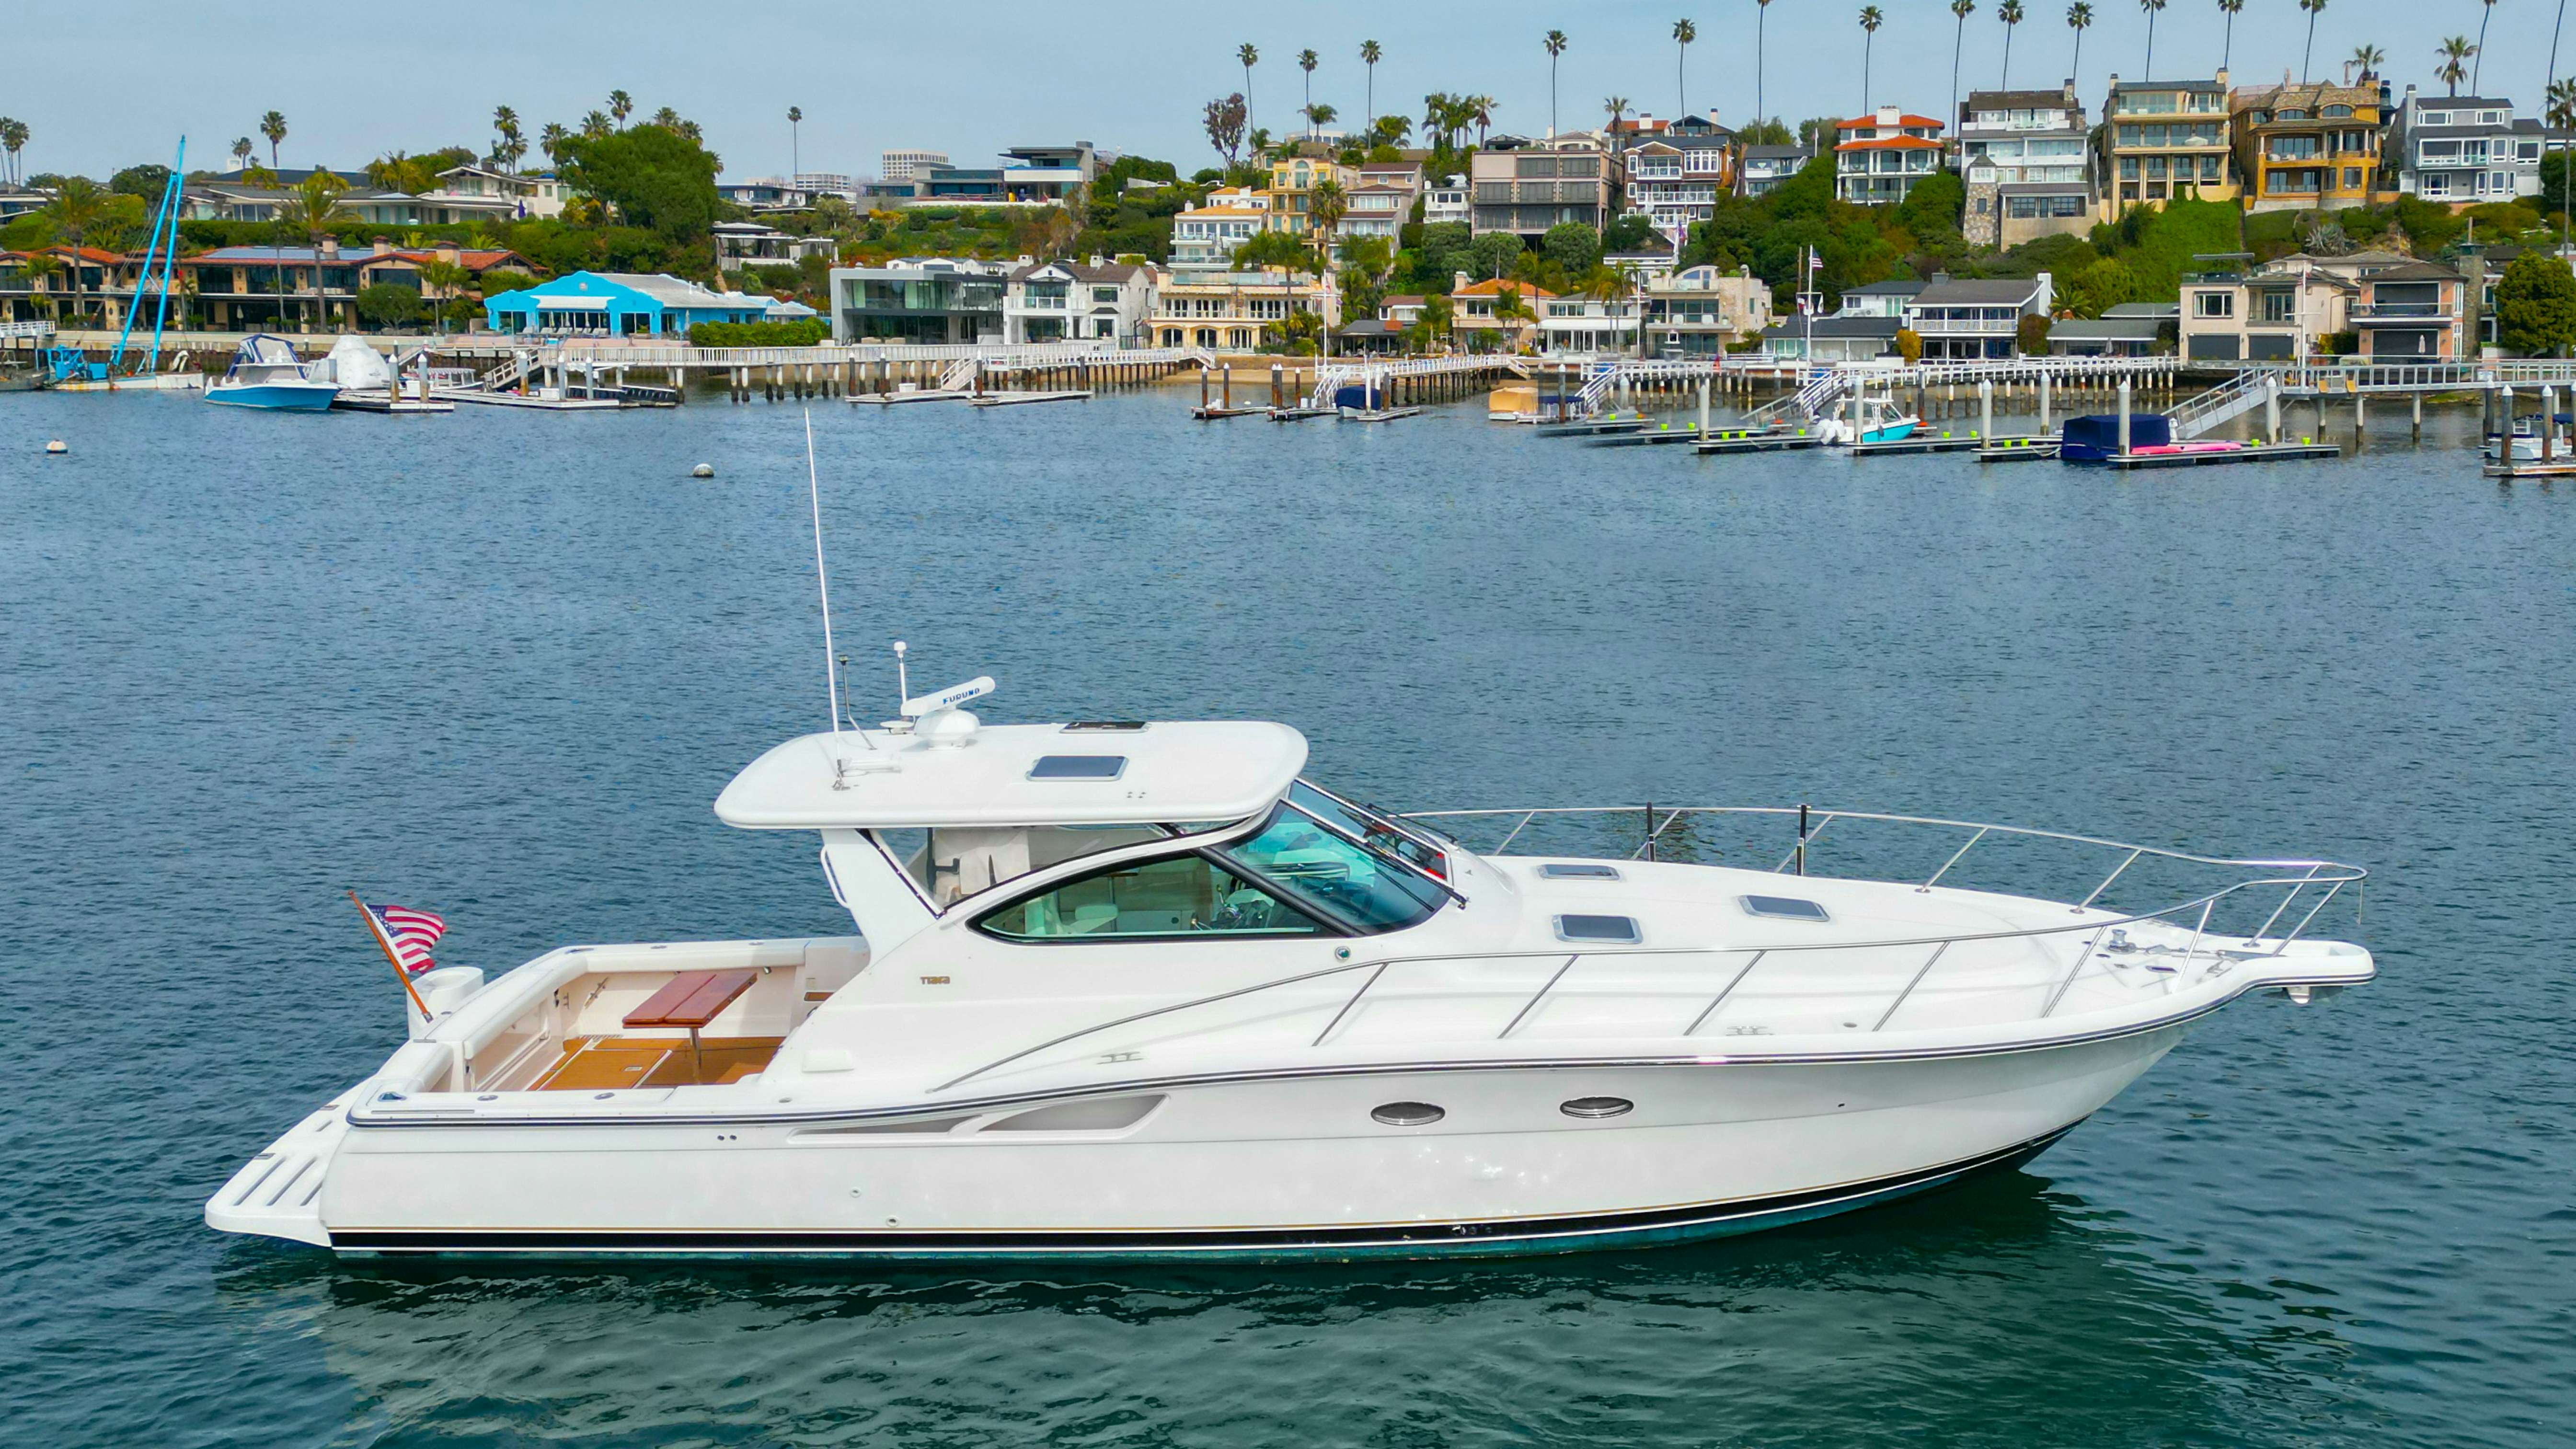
[
  {"left": 204, "top": 334, "right": 338, "bottom": 411},
  {"left": 207, "top": 676, "right": 2373, "bottom": 1261}
]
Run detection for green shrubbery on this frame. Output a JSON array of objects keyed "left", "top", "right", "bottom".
[{"left": 685, "top": 318, "right": 830, "bottom": 347}]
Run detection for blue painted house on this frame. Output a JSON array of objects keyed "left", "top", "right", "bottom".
[{"left": 483, "top": 271, "right": 771, "bottom": 336}]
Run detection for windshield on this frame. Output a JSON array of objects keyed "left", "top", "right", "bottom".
[
  {"left": 1289, "top": 782, "right": 1455, "bottom": 881},
  {"left": 1212, "top": 804, "right": 1447, "bottom": 934}
]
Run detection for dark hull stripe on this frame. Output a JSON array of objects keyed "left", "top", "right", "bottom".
[{"left": 329, "top": 1124, "right": 2074, "bottom": 1259}]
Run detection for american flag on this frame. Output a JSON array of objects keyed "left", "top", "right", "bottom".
[{"left": 369, "top": 904, "right": 447, "bottom": 974}]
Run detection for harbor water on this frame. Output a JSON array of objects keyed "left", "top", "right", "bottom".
[{"left": 2, "top": 388, "right": 2570, "bottom": 1447}]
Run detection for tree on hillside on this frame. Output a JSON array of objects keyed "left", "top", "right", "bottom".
[
  {"left": 2068, "top": 3, "right": 2094, "bottom": 86},
  {"left": 788, "top": 106, "right": 803, "bottom": 181},
  {"left": 277, "top": 171, "right": 350, "bottom": 329},
  {"left": 1543, "top": 221, "right": 1603, "bottom": 276},
  {"left": 1545, "top": 31, "right": 1568, "bottom": 137},
  {"left": 2472, "top": 0, "right": 2496, "bottom": 92},
  {"left": 42, "top": 177, "right": 109, "bottom": 326},
  {"left": 2437, "top": 36, "right": 2475, "bottom": 95},
  {"left": 1674, "top": 18, "right": 1698, "bottom": 119},
  {"left": 0, "top": 118, "right": 27, "bottom": 185},
  {"left": 582, "top": 111, "right": 612, "bottom": 140},
  {"left": 260, "top": 112, "right": 287, "bottom": 171},
  {"left": 2495, "top": 251, "right": 2576, "bottom": 356},
  {"left": 110, "top": 164, "right": 173, "bottom": 199},
  {"left": 2218, "top": 0, "right": 2244, "bottom": 71},
  {"left": 1361, "top": 41, "right": 1383, "bottom": 129},
  {"left": 2139, "top": 0, "right": 2166, "bottom": 80},
  {"left": 1859, "top": 8, "right": 1885, "bottom": 112},
  {"left": 1239, "top": 44, "right": 1260, "bottom": 135},
  {"left": 2299, "top": 0, "right": 2328, "bottom": 83},
  {"left": 609, "top": 91, "right": 634, "bottom": 126},
  {"left": 367, "top": 151, "right": 434, "bottom": 195},
  {"left": 540, "top": 123, "right": 570, "bottom": 166},
  {"left": 2000, "top": 1, "right": 2027, "bottom": 85},
  {"left": 1299, "top": 50, "right": 1319, "bottom": 139},
  {"left": 1950, "top": 0, "right": 1977, "bottom": 131},
  {"left": 1470, "top": 229, "right": 1523, "bottom": 280},
  {"left": 557, "top": 124, "right": 722, "bottom": 240},
  {"left": 2348, "top": 44, "right": 2385, "bottom": 81},
  {"left": 1234, "top": 228, "right": 1316, "bottom": 275},
  {"left": 1205, "top": 94, "right": 1248, "bottom": 167},
  {"left": 1754, "top": 0, "right": 1775, "bottom": 120}
]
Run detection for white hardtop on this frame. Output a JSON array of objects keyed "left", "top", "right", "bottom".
[{"left": 714, "top": 720, "right": 1308, "bottom": 829}]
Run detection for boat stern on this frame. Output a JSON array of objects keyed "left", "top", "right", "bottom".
[{"left": 204, "top": 1096, "right": 354, "bottom": 1248}]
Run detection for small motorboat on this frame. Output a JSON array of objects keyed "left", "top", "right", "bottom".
[
  {"left": 204, "top": 334, "right": 339, "bottom": 411},
  {"left": 1817, "top": 386, "right": 1920, "bottom": 446}
]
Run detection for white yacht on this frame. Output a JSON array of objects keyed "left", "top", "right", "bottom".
[{"left": 208, "top": 682, "right": 2372, "bottom": 1260}]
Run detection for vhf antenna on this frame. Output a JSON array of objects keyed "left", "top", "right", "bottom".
[{"left": 804, "top": 407, "right": 840, "bottom": 736}]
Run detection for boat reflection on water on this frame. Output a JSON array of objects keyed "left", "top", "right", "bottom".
[{"left": 213, "top": 1166, "right": 2357, "bottom": 1444}]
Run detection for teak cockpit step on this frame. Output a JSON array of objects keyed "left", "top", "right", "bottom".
[{"left": 529, "top": 1035, "right": 784, "bottom": 1090}]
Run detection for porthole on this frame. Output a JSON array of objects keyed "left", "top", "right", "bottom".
[
  {"left": 1370, "top": 1101, "right": 1445, "bottom": 1127},
  {"left": 1559, "top": 1096, "right": 1634, "bottom": 1119}
]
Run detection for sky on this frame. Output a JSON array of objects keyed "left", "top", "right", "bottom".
[{"left": 8, "top": 0, "right": 2569, "bottom": 184}]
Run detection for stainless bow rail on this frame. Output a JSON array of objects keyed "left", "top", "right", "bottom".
[{"left": 932, "top": 809, "right": 2365, "bottom": 1093}]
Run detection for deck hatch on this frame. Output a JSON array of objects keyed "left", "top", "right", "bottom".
[
  {"left": 1740, "top": 895, "right": 1830, "bottom": 922},
  {"left": 1554, "top": 913, "right": 1642, "bottom": 944},
  {"left": 1027, "top": 755, "right": 1128, "bottom": 781},
  {"left": 1538, "top": 863, "right": 1622, "bottom": 880},
  {"left": 1061, "top": 721, "right": 1148, "bottom": 732}
]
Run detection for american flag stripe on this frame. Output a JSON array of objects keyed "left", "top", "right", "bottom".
[{"left": 371, "top": 904, "right": 447, "bottom": 975}]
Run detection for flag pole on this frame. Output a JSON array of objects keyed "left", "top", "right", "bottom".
[{"left": 348, "top": 888, "right": 434, "bottom": 1021}]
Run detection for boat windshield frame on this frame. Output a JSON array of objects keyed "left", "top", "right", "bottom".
[{"left": 1288, "top": 781, "right": 1471, "bottom": 903}]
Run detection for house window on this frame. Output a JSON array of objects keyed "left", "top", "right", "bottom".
[
  {"left": 2260, "top": 291, "right": 2296, "bottom": 322},
  {"left": 2194, "top": 291, "right": 2235, "bottom": 319}
]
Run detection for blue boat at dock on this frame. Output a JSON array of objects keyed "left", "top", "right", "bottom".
[{"left": 204, "top": 335, "right": 339, "bottom": 412}]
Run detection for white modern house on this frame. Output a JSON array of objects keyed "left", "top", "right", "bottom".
[
  {"left": 1642, "top": 264, "right": 1777, "bottom": 356},
  {"left": 828, "top": 257, "right": 1011, "bottom": 343},
  {"left": 2388, "top": 88, "right": 2546, "bottom": 203},
  {"left": 1422, "top": 175, "right": 1471, "bottom": 227},
  {"left": 1003, "top": 258, "right": 1157, "bottom": 345},
  {"left": 415, "top": 165, "right": 569, "bottom": 223},
  {"left": 713, "top": 220, "right": 836, "bottom": 273},
  {"left": 1170, "top": 187, "right": 1272, "bottom": 271},
  {"left": 1738, "top": 146, "right": 1812, "bottom": 197},
  {"left": 1901, "top": 274, "right": 2055, "bottom": 359}
]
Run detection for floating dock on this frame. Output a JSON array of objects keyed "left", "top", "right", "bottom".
[
  {"left": 1534, "top": 415, "right": 1651, "bottom": 437},
  {"left": 2484, "top": 456, "right": 2576, "bottom": 479},
  {"left": 438, "top": 389, "right": 621, "bottom": 411},
  {"left": 1269, "top": 405, "right": 1336, "bottom": 422},
  {"left": 1192, "top": 404, "right": 1265, "bottom": 420},
  {"left": 970, "top": 390, "right": 1092, "bottom": 408},
  {"left": 1978, "top": 436, "right": 2062, "bottom": 462},
  {"left": 850, "top": 388, "right": 971, "bottom": 405},
  {"left": 1696, "top": 428, "right": 1823, "bottom": 455},
  {"left": 1340, "top": 406, "right": 1423, "bottom": 423},
  {"left": 1587, "top": 421, "right": 1718, "bottom": 447},
  {"left": 331, "top": 390, "right": 454, "bottom": 414},
  {"left": 2101, "top": 441, "right": 2341, "bottom": 470}
]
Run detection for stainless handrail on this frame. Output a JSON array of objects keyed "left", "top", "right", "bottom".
[
  {"left": 1404, "top": 803, "right": 2347, "bottom": 909},
  {"left": 931, "top": 863, "right": 2360, "bottom": 1093}
]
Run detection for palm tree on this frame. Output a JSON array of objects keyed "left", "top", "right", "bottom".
[
  {"left": 278, "top": 171, "right": 349, "bottom": 331},
  {"left": 1471, "top": 95, "right": 1496, "bottom": 147},
  {"left": 492, "top": 105, "right": 521, "bottom": 171},
  {"left": 22, "top": 252, "right": 59, "bottom": 321},
  {"left": 1306, "top": 103, "right": 1339, "bottom": 144},
  {"left": 540, "top": 123, "right": 569, "bottom": 166},
  {"left": 1545, "top": 31, "right": 1569, "bottom": 136},
  {"left": 2000, "top": 0, "right": 2027, "bottom": 84},
  {"left": 2472, "top": 0, "right": 2497, "bottom": 92},
  {"left": 1602, "top": 95, "right": 1631, "bottom": 209},
  {"left": 582, "top": 110, "right": 612, "bottom": 139},
  {"left": 1361, "top": 41, "right": 1382, "bottom": 133},
  {"left": 230, "top": 136, "right": 253, "bottom": 172},
  {"left": 42, "top": 178, "right": 107, "bottom": 327},
  {"left": 2348, "top": 43, "right": 2384, "bottom": 81},
  {"left": 1756, "top": 0, "right": 1775, "bottom": 124},
  {"left": 2218, "top": 0, "right": 2244, "bottom": 71},
  {"left": 0, "top": 117, "right": 25, "bottom": 185},
  {"left": 788, "top": 106, "right": 803, "bottom": 181},
  {"left": 1299, "top": 50, "right": 1319, "bottom": 140},
  {"left": 2553, "top": 74, "right": 2576, "bottom": 242},
  {"left": 418, "top": 258, "right": 471, "bottom": 334},
  {"left": 2068, "top": 3, "right": 2095, "bottom": 87},
  {"left": 1859, "top": 7, "right": 1886, "bottom": 112},
  {"left": 2139, "top": 0, "right": 2166, "bottom": 80},
  {"left": 1950, "top": 0, "right": 1977, "bottom": 130},
  {"left": 609, "top": 90, "right": 634, "bottom": 126},
  {"left": 1674, "top": 19, "right": 1698, "bottom": 119},
  {"left": 260, "top": 110, "right": 287, "bottom": 170},
  {"left": 2438, "top": 35, "right": 2476, "bottom": 94},
  {"left": 1239, "top": 44, "right": 1260, "bottom": 135},
  {"left": 1308, "top": 175, "right": 1349, "bottom": 343},
  {"left": 651, "top": 106, "right": 682, "bottom": 131},
  {"left": 2300, "top": 0, "right": 2328, "bottom": 83}
]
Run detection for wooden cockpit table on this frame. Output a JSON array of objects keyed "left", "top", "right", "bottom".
[{"left": 623, "top": 969, "right": 759, "bottom": 1082}]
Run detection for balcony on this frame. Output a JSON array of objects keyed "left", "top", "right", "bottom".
[
  {"left": 2351, "top": 303, "right": 2448, "bottom": 322},
  {"left": 1905, "top": 315, "right": 2021, "bottom": 334}
]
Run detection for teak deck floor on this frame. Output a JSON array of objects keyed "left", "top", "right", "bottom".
[{"left": 531, "top": 1035, "right": 784, "bottom": 1091}]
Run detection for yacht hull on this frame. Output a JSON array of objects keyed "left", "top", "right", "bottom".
[
  {"left": 205, "top": 380, "right": 339, "bottom": 411},
  {"left": 245, "top": 1028, "right": 2180, "bottom": 1261}
]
